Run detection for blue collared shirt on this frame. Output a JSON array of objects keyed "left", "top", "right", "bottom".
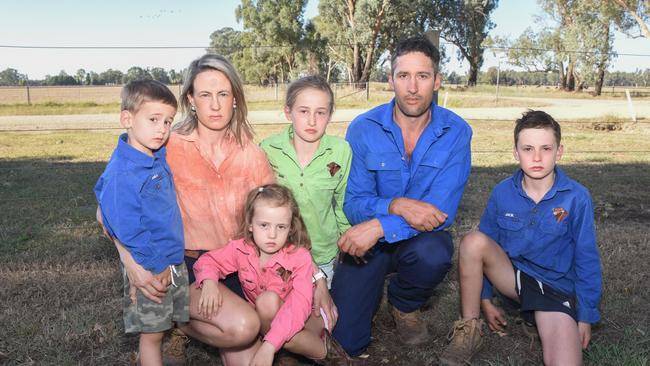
[
  {"left": 94, "top": 134, "right": 184, "bottom": 274},
  {"left": 479, "top": 167, "right": 602, "bottom": 323},
  {"left": 344, "top": 99, "right": 472, "bottom": 243}
]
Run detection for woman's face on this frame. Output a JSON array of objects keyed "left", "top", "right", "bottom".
[{"left": 188, "top": 69, "right": 235, "bottom": 133}]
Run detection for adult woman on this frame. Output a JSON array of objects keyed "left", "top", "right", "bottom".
[{"left": 108, "top": 54, "right": 337, "bottom": 365}]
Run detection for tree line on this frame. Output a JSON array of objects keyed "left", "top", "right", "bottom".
[
  {"left": 0, "top": 67, "right": 183, "bottom": 87},
  {"left": 1, "top": 0, "right": 647, "bottom": 96}
]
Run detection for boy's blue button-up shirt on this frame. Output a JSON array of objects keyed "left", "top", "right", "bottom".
[
  {"left": 344, "top": 99, "right": 472, "bottom": 243},
  {"left": 479, "top": 167, "right": 602, "bottom": 323},
  {"left": 95, "top": 134, "right": 184, "bottom": 274}
]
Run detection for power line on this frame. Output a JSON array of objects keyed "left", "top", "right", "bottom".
[{"left": 1, "top": 43, "right": 649, "bottom": 58}]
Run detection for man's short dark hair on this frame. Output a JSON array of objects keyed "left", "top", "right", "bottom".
[
  {"left": 391, "top": 35, "right": 440, "bottom": 74},
  {"left": 514, "top": 110, "right": 562, "bottom": 146}
]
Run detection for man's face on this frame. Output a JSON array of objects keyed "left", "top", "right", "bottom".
[{"left": 389, "top": 51, "right": 441, "bottom": 119}]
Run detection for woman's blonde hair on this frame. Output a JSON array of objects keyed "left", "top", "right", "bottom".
[
  {"left": 174, "top": 54, "right": 253, "bottom": 147},
  {"left": 238, "top": 184, "right": 311, "bottom": 253}
]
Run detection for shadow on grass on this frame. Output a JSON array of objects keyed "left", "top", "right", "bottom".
[{"left": 0, "top": 158, "right": 649, "bottom": 365}]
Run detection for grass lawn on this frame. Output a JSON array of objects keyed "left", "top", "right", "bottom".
[{"left": 0, "top": 120, "right": 649, "bottom": 365}]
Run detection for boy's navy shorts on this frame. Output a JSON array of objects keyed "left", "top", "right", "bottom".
[{"left": 515, "top": 268, "right": 577, "bottom": 325}]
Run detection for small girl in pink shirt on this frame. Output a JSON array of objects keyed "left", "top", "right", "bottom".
[{"left": 193, "top": 184, "right": 351, "bottom": 366}]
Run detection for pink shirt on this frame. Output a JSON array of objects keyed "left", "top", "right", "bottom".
[
  {"left": 166, "top": 132, "right": 275, "bottom": 250},
  {"left": 193, "top": 239, "right": 315, "bottom": 350}
]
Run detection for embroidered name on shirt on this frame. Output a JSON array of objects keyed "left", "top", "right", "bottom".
[
  {"left": 553, "top": 207, "right": 569, "bottom": 223},
  {"left": 504, "top": 212, "right": 515, "bottom": 218}
]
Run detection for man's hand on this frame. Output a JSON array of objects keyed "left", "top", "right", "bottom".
[
  {"left": 578, "top": 322, "right": 591, "bottom": 349},
  {"left": 389, "top": 197, "right": 448, "bottom": 232},
  {"left": 337, "top": 219, "right": 383, "bottom": 258},
  {"left": 312, "top": 278, "right": 338, "bottom": 329},
  {"left": 481, "top": 299, "right": 507, "bottom": 332}
]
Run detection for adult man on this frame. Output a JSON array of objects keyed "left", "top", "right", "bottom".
[{"left": 331, "top": 35, "right": 473, "bottom": 358}]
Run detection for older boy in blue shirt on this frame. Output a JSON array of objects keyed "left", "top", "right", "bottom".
[
  {"left": 94, "top": 80, "right": 189, "bottom": 365},
  {"left": 441, "top": 110, "right": 602, "bottom": 366}
]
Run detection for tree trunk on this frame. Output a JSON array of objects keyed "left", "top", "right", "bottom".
[
  {"left": 594, "top": 25, "right": 610, "bottom": 97},
  {"left": 594, "top": 67, "right": 605, "bottom": 96},
  {"left": 467, "top": 61, "right": 479, "bottom": 86},
  {"left": 358, "top": 0, "right": 388, "bottom": 84},
  {"left": 558, "top": 61, "right": 566, "bottom": 89},
  {"left": 352, "top": 44, "right": 361, "bottom": 83},
  {"left": 566, "top": 60, "right": 575, "bottom": 91}
]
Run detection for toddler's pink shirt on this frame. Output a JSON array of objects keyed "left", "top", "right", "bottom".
[{"left": 193, "top": 239, "right": 315, "bottom": 350}]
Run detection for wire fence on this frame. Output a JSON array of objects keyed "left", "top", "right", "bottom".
[
  {"left": 2, "top": 82, "right": 650, "bottom": 106},
  {"left": 0, "top": 82, "right": 392, "bottom": 105}
]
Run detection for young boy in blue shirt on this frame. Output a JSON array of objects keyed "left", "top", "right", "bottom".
[
  {"left": 94, "top": 80, "right": 189, "bottom": 365},
  {"left": 441, "top": 110, "right": 602, "bottom": 366}
]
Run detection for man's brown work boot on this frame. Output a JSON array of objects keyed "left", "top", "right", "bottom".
[
  {"left": 161, "top": 328, "right": 189, "bottom": 366},
  {"left": 389, "top": 304, "right": 430, "bottom": 346},
  {"left": 314, "top": 329, "right": 358, "bottom": 366},
  {"left": 439, "top": 318, "right": 485, "bottom": 366}
]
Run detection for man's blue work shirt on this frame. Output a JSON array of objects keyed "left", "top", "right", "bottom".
[
  {"left": 344, "top": 99, "right": 472, "bottom": 243},
  {"left": 95, "top": 134, "right": 184, "bottom": 274},
  {"left": 479, "top": 167, "right": 602, "bottom": 323}
]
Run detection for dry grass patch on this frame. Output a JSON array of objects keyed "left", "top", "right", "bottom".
[{"left": 0, "top": 121, "right": 649, "bottom": 365}]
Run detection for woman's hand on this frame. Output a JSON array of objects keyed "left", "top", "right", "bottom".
[
  {"left": 313, "top": 278, "right": 338, "bottom": 329},
  {"left": 198, "top": 279, "right": 223, "bottom": 319},
  {"left": 481, "top": 299, "right": 507, "bottom": 332},
  {"left": 249, "top": 341, "right": 275, "bottom": 366}
]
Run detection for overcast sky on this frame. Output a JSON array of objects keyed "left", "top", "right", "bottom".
[{"left": 1, "top": 0, "right": 649, "bottom": 79}]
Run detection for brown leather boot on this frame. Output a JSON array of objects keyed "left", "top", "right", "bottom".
[
  {"left": 389, "top": 304, "right": 430, "bottom": 346},
  {"left": 314, "top": 330, "right": 358, "bottom": 366},
  {"left": 161, "top": 328, "right": 188, "bottom": 366},
  {"left": 439, "top": 318, "right": 484, "bottom": 366}
]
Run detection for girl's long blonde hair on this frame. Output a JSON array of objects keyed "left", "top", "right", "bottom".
[
  {"left": 174, "top": 54, "right": 253, "bottom": 147},
  {"left": 238, "top": 184, "right": 311, "bottom": 253}
]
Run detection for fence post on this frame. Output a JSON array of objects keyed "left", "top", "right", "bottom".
[
  {"left": 366, "top": 82, "right": 369, "bottom": 101},
  {"left": 25, "top": 75, "right": 31, "bottom": 105},
  {"left": 275, "top": 83, "right": 279, "bottom": 101},
  {"left": 625, "top": 89, "right": 637, "bottom": 122}
]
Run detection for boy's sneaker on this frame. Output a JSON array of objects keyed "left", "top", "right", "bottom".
[
  {"left": 439, "top": 318, "right": 484, "bottom": 366},
  {"left": 390, "top": 305, "right": 429, "bottom": 345},
  {"left": 162, "top": 328, "right": 188, "bottom": 365}
]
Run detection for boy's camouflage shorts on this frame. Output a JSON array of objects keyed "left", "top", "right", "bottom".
[{"left": 121, "top": 262, "right": 190, "bottom": 334}]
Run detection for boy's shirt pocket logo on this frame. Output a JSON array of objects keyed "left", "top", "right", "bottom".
[{"left": 552, "top": 207, "right": 569, "bottom": 223}]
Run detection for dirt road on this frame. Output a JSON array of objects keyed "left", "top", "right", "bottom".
[{"left": 1, "top": 96, "right": 648, "bottom": 131}]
